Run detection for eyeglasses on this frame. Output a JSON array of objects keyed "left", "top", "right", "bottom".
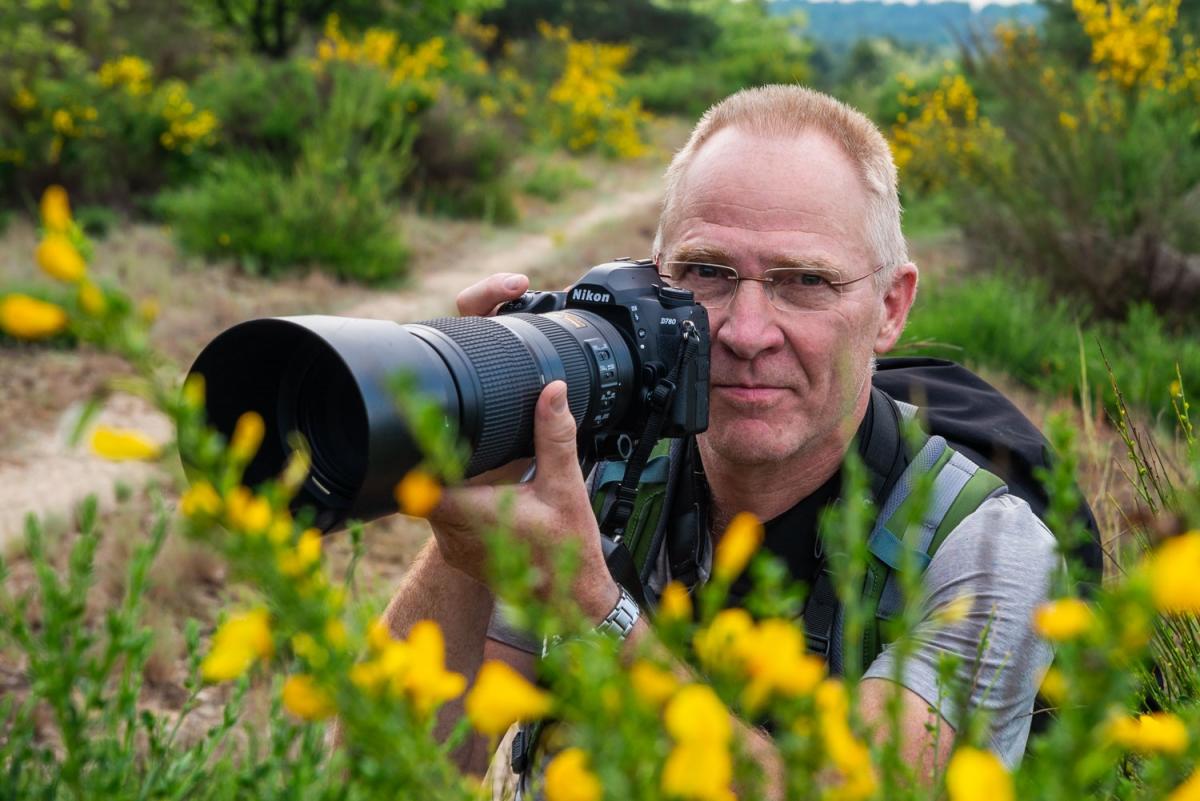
[{"left": 657, "top": 261, "right": 886, "bottom": 313}]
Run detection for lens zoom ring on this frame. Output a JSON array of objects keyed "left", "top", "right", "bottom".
[
  {"left": 514, "top": 313, "right": 592, "bottom": 421},
  {"left": 421, "top": 317, "right": 542, "bottom": 474}
]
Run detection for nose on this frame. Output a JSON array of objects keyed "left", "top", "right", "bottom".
[{"left": 713, "top": 278, "right": 785, "bottom": 360}]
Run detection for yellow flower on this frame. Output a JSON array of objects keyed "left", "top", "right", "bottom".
[
  {"left": 282, "top": 674, "right": 335, "bottom": 720},
  {"left": 1058, "top": 111, "right": 1079, "bottom": 131},
  {"left": 180, "top": 480, "right": 222, "bottom": 518},
  {"left": 394, "top": 469, "right": 442, "bottom": 517},
  {"left": 933, "top": 594, "right": 975, "bottom": 627},
  {"left": 815, "top": 679, "right": 878, "bottom": 800},
  {"left": 544, "top": 747, "right": 602, "bottom": 801},
  {"left": 225, "top": 486, "right": 272, "bottom": 534},
  {"left": 713, "top": 511, "right": 763, "bottom": 581},
  {"left": 946, "top": 746, "right": 1013, "bottom": 801},
  {"left": 40, "top": 185, "right": 72, "bottom": 231},
  {"left": 278, "top": 528, "right": 322, "bottom": 577},
  {"left": 693, "top": 608, "right": 754, "bottom": 674},
  {"left": 36, "top": 234, "right": 86, "bottom": 283},
  {"left": 1, "top": 294, "right": 69, "bottom": 339},
  {"left": 464, "top": 659, "right": 553, "bottom": 736},
  {"left": 735, "top": 618, "right": 825, "bottom": 710},
  {"left": 1169, "top": 770, "right": 1200, "bottom": 801},
  {"left": 139, "top": 297, "right": 159, "bottom": 323},
  {"left": 630, "top": 660, "right": 679, "bottom": 708},
  {"left": 661, "top": 741, "right": 735, "bottom": 801},
  {"left": 403, "top": 620, "right": 467, "bottom": 717},
  {"left": 1147, "top": 531, "right": 1200, "bottom": 614},
  {"left": 664, "top": 684, "right": 731, "bottom": 746},
  {"left": 182, "top": 373, "right": 206, "bottom": 409},
  {"left": 230, "top": 410, "right": 265, "bottom": 462},
  {"left": 1038, "top": 666, "right": 1067, "bottom": 706},
  {"left": 1033, "top": 598, "right": 1093, "bottom": 641},
  {"left": 658, "top": 580, "right": 692, "bottom": 623},
  {"left": 200, "top": 608, "right": 273, "bottom": 682},
  {"left": 90, "top": 426, "right": 161, "bottom": 461},
  {"left": 78, "top": 280, "right": 106, "bottom": 316},
  {"left": 1106, "top": 712, "right": 1188, "bottom": 754}
]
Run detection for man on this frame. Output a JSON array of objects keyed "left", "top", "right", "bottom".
[{"left": 380, "top": 85, "right": 1058, "bottom": 786}]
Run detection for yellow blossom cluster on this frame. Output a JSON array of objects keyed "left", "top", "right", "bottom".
[
  {"left": 97, "top": 55, "right": 153, "bottom": 97},
  {"left": 890, "top": 73, "right": 1009, "bottom": 191},
  {"left": 543, "top": 747, "right": 602, "bottom": 801},
  {"left": 200, "top": 608, "right": 274, "bottom": 681},
  {"left": 815, "top": 680, "right": 878, "bottom": 801},
  {"left": 463, "top": 658, "right": 552, "bottom": 736},
  {"left": 158, "top": 80, "right": 218, "bottom": 153},
  {"left": 1106, "top": 711, "right": 1189, "bottom": 754},
  {"left": 1143, "top": 530, "right": 1200, "bottom": 613},
  {"left": 1072, "top": 0, "right": 1179, "bottom": 88},
  {"left": 0, "top": 186, "right": 112, "bottom": 341},
  {"left": 349, "top": 619, "right": 468, "bottom": 718},
  {"left": 543, "top": 25, "right": 651, "bottom": 159},
  {"left": 945, "top": 746, "right": 1014, "bottom": 801},
  {"left": 661, "top": 684, "right": 736, "bottom": 801},
  {"left": 315, "top": 14, "right": 456, "bottom": 104},
  {"left": 694, "top": 609, "right": 826, "bottom": 711}
]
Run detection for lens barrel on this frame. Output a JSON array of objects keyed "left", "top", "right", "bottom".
[{"left": 189, "top": 311, "right": 634, "bottom": 531}]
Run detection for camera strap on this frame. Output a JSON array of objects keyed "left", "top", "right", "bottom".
[{"left": 600, "top": 322, "right": 701, "bottom": 544}]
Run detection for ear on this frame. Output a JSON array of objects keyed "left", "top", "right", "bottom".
[{"left": 874, "top": 262, "right": 919, "bottom": 354}]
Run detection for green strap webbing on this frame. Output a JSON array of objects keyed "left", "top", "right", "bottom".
[{"left": 590, "top": 439, "right": 674, "bottom": 575}]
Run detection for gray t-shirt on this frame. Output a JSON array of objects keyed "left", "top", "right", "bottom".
[
  {"left": 488, "top": 493, "right": 1058, "bottom": 769},
  {"left": 863, "top": 493, "right": 1058, "bottom": 768}
]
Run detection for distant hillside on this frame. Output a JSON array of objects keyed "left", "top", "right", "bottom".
[{"left": 771, "top": 0, "right": 1045, "bottom": 46}]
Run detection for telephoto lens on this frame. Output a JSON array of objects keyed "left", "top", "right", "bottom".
[{"left": 190, "top": 310, "right": 634, "bottom": 532}]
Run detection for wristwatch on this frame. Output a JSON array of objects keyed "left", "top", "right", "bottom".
[{"left": 595, "top": 586, "right": 641, "bottom": 641}]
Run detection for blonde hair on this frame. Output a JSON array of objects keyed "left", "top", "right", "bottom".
[{"left": 653, "top": 85, "right": 908, "bottom": 289}]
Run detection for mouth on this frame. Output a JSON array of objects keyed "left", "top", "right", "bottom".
[{"left": 712, "top": 384, "right": 789, "bottom": 403}]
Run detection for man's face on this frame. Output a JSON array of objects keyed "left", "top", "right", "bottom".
[{"left": 659, "top": 127, "right": 891, "bottom": 468}]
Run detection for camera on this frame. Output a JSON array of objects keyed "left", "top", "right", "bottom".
[{"left": 188, "top": 258, "right": 710, "bottom": 532}]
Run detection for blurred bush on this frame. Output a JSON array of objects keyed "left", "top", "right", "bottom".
[
  {"left": 189, "top": 57, "right": 320, "bottom": 162},
  {"left": 157, "top": 61, "right": 414, "bottom": 282},
  {"left": 519, "top": 157, "right": 593, "bottom": 202},
  {"left": 892, "top": 6, "right": 1200, "bottom": 321},
  {"left": 626, "top": 2, "right": 809, "bottom": 116},
  {"left": 406, "top": 94, "right": 519, "bottom": 223},
  {"left": 901, "top": 272, "right": 1200, "bottom": 418}
]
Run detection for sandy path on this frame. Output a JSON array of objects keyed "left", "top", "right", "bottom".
[{"left": 0, "top": 183, "right": 663, "bottom": 546}]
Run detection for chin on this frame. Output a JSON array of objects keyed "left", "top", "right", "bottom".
[{"left": 700, "top": 418, "right": 809, "bottom": 467}]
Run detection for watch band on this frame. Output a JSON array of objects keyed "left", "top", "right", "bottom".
[{"left": 595, "top": 586, "right": 641, "bottom": 641}]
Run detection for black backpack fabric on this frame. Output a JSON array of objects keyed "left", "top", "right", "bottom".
[{"left": 872, "top": 357, "right": 1103, "bottom": 582}]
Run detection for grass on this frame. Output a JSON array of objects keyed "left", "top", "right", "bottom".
[{"left": 899, "top": 272, "right": 1200, "bottom": 420}]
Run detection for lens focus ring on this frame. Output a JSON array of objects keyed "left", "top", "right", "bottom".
[
  {"left": 419, "top": 317, "right": 543, "bottom": 474},
  {"left": 514, "top": 313, "right": 591, "bottom": 422}
]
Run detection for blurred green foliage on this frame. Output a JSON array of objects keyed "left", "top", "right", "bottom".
[{"left": 901, "top": 273, "right": 1200, "bottom": 419}]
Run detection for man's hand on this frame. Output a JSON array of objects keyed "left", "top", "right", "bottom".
[
  {"left": 427, "top": 379, "right": 619, "bottom": 621},
  {"left": 424, "top": 272, "right": 621, "bottom": 622}
]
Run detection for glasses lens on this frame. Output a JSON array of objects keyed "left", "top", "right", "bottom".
[
  {"left": 665, "top": 262, "right": 737, "bottom": 308},
  {"left": 767, "top": 270, "right": 840, "bottom": 312}
]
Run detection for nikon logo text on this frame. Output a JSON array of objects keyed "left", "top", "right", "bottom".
[{"left": 570, "top": 288, "right": 613, "bottom": 304}]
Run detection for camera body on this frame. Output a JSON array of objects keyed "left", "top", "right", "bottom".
[{"left": 498, "top": 257, "right": 710, "bottom": 459}]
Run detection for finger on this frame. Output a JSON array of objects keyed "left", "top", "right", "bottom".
[
  {"left": 531, "top": 381, "right": 584, "bottom": 495},
  {"left": 455, "top": 273, "right": 530, "bottom": 317}
]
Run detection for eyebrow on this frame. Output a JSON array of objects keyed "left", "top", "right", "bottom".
[{"left": 667, "top": 246, "right": 846, "bottom": 278}]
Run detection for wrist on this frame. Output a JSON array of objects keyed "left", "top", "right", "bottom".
[{"left": 576, "top": 572, "right": 622, "bottom": 626}]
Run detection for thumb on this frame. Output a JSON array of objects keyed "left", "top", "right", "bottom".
[{"left": 531, "top": 380, "right": 582, "bottom": 489}]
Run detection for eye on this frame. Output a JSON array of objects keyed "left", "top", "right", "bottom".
[{"left": 774, "top": 271, "right": 829, "bottom": 288}]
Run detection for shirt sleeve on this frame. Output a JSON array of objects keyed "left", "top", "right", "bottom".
[{"left": 861, "top": 494, "right": 1060, "bottom": 768}]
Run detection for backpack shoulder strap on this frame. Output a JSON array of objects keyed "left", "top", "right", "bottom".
[{"left": 589, "top": 438, "right": 676, "bottom": 584}]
